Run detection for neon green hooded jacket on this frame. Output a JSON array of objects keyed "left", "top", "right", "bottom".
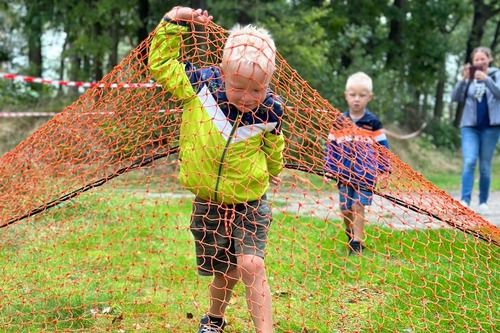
[{"left": 149, "top": 20, "right": 285, "bottom": 204}]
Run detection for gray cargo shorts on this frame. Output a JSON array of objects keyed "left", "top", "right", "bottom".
[{"left": 190, "top": 195, "right": 272, "bottom": 276}]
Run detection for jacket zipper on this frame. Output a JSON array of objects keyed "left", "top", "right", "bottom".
[{"left": 214, "top": 114, "right": 241, "bottom": 202}]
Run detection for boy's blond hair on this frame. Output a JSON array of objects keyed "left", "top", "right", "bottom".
[
  {"left": 346, "top": 72, "right": 373, "bottom": 92},
  {"left": 221, "top": 24, "right": 276, "bottom": 78}
]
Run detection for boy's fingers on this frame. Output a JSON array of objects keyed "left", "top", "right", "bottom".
[{"left": 191, "top": 9, "right": 212, "bottom": 23}]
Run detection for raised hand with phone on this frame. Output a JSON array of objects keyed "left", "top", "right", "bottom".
[{"left": 468, "top": 65, "right": 483, "bottom": 80}]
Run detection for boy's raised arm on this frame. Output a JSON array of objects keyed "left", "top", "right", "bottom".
[{"left": 148, "top": 7, "right": 212, "bottom": 100}]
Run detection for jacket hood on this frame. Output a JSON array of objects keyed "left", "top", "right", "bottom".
[{"left": 488, "top": 67, "right": 499, "bottom": 75}]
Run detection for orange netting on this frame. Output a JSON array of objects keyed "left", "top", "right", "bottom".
[{"left": 0, "top": 18, "right": 498, "bottom": 332}]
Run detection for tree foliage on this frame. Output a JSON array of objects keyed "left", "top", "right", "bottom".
[{"left": 0, "top": 0, "right": 498, "bottom": 149}]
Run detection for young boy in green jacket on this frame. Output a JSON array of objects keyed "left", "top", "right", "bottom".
[{"left": 149, "top": 6, "right": 284, "bottom": 333}]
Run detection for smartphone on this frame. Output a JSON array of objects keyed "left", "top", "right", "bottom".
[{"left": 469, "top": 65, "right": 481, "bottom": 80}]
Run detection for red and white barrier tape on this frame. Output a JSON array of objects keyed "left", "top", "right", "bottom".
[
  {"left": 0, "top": 72, "right": 164, "bottom": 117},
  {"left": 0, "top": 109, "right": 182, "bottom": 118},
  {"left": 0, "top": 72, "right": 159, "bottom": 88},
  {"left": 0, "top": 112, "right": 58, "bottom": 118}
]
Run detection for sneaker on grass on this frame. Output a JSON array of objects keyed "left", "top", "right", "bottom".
[
  {"left": 348, "top": 240, "right": 364, "bottom": 256},
  {"left": 198, "top": 315, "right": 226, "bottom": 333}
]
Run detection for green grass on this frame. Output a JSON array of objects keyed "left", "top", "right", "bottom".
[
  {"left": 1, "top": 190, "right": 498, "bottom": 332},
  {"left": 388, "top": 140, "right": 500, "bottom": 192},
  {"left": 420, "top": 156, "right": 500, "bottom": 191},
  {"left": 268, "top": 214, "right": 499, "bottom": 332}
]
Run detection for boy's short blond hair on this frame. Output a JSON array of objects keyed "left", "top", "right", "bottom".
[
  {"left": 345, "top": 72, "right": 373, "bottom": 92},
  {"left": 221, "top": 24, "right": 276, "bottom": 78}
]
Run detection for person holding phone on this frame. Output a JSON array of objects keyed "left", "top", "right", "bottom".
[{"left": 451, "top": 46, "right": 500, "bottom": 214}]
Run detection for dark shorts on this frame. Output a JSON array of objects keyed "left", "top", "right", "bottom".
[
  {"left": 190, "top": 195, "right": 272, "bottom": 276},
  {"left": 338, "top": 184, "right": 373, "bottom": 210}
]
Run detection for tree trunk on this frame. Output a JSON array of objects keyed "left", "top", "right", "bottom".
[
  {"left": 108, "top": 11, "right": 120, "bottom": 72},
  {"left": 434, "top": 64, "right": 447, "bottom": 120},
  {"left": 28, "top": 34, "right": 43, "bottom": 77},
  {"left": 27, "top": 19, "right": 43, "bottom": 77},
  {"left": 386, "top": 0, "right": 405, "bottom": 68},
  {"left": 93, "top": 22, "right": 103, "bottom": 81},
  {"left": 137, "top": 0, "right": 149, "bottom": 43}
]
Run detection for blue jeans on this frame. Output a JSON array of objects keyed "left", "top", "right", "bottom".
[{"left": 460, "top": 127, "right": 500, "bottom": 205}]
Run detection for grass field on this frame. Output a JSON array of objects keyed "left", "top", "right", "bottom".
[
  {"left": 388, "top": 135, "right": 500, "bottom": 192},
  {"left": 1, "top": 122, "right": 499, "bottom": 331},
  {"left": 423, "top": 155, "right": 500, "bottom": 192},
  {"left": 2, "top": 80, "right": 500, "bottom": 331},
  {"left": 1, "top": 186, "right": 498, "bottom": 332}
]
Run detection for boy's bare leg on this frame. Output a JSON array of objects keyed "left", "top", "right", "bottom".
[
  {"left": 342, "top": 210, "right": 354, "bottom": 238},
  {"left": 238, "top": 254, "right": 273, "bottom": 333},
  {"left": 351, "top": 203, "right": 366, "bottom": 242},
  {"left": 208, "top": 269, "right": 240, "bottom": 318}
]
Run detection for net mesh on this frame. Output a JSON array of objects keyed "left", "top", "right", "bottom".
[{"left": 0, "top": 18, "right": 499, "bottom": 332}]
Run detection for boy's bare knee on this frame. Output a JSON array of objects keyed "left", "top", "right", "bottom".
[{"left": 238, "top": 255, "right": 266, "bottom": 282}]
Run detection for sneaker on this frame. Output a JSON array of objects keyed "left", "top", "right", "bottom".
[
  {"left": 459, "top": 200, "right": 469, "bottom": 208},
  {"left": 348, "top": 241, "right": 363, "bottom": 256},
  {"left": 477, "top": 203, "right": 490, "bottom": 215},
  {"left": 198, "top": 315, "right": 226, "bottom": 333}
]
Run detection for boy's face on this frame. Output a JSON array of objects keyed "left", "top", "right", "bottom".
[
  {"left": 344, "top": 85, "right": 373, "bottom": 114},
  {"left": 223, "top": 62, "right": 270, "bottom": 113}
]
